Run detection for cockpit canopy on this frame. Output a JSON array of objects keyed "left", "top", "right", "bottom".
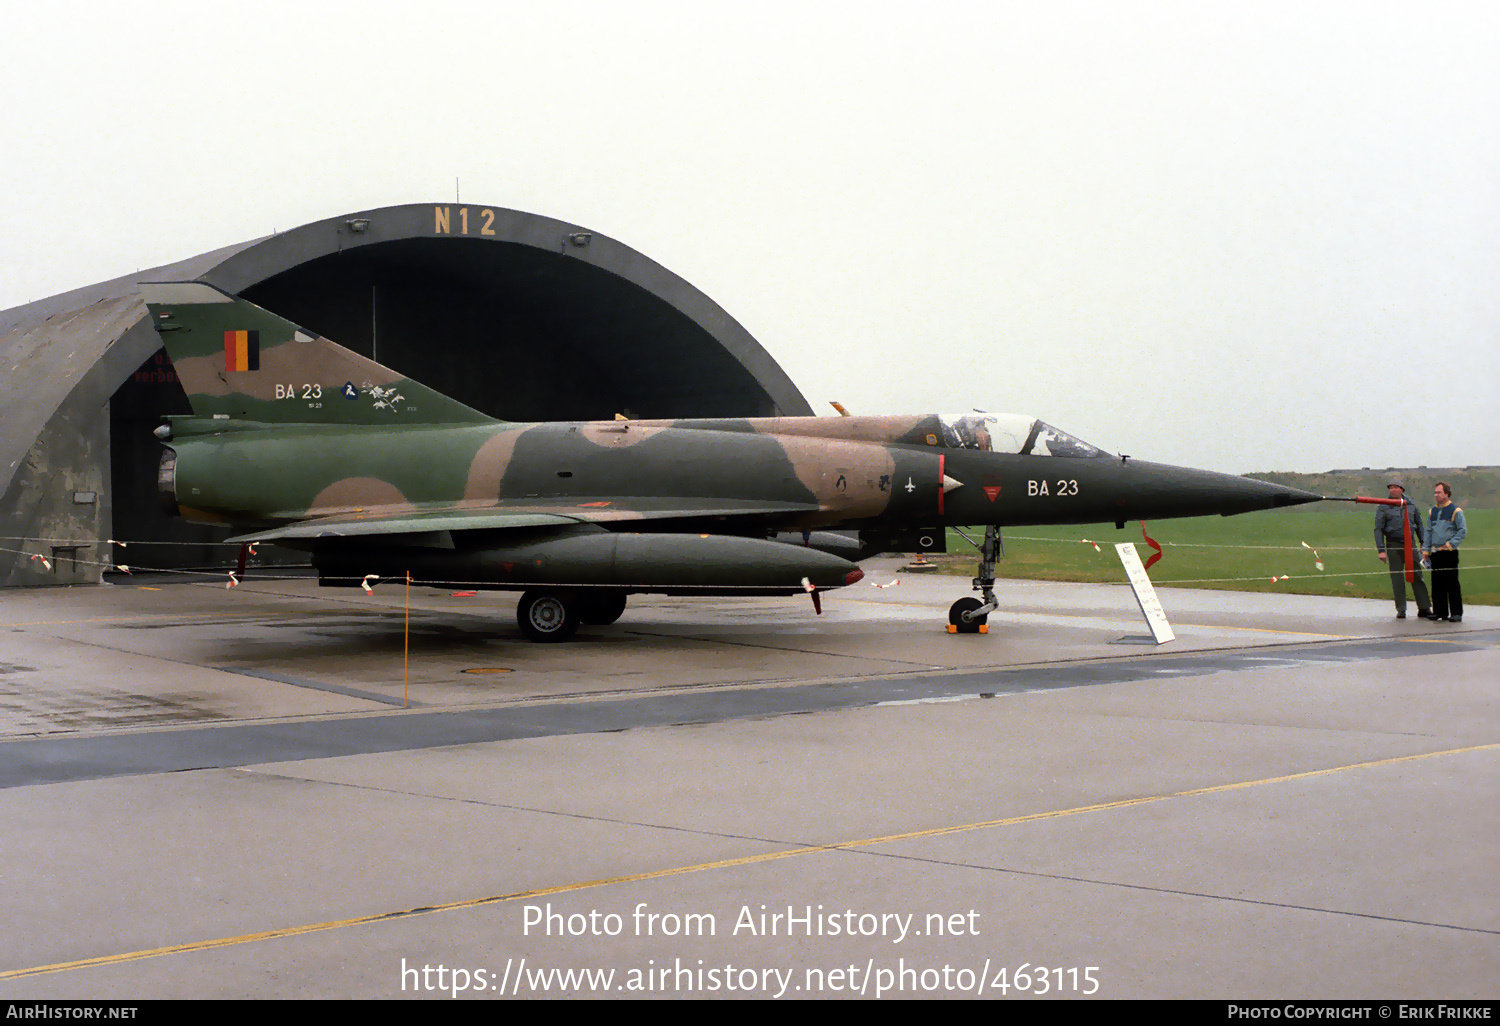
[{"left": 938, "top": 413, "right": 1108, "bottom": 458}]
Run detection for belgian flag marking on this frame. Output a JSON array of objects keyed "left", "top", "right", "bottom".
[{"left": 223, "top": 330, "right": 260, "bottom": 372}]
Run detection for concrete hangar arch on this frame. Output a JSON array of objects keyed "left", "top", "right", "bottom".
[{"left": 0, "top": 203, "right": 813, "bottom": 586}]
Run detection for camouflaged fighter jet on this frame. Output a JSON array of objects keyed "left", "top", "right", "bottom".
[{"left": 140, "top": 282, "right": 1322, "bottom": 641}]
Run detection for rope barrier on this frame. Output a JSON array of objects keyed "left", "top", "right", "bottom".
[
  {"left": 0, "top": 536, "right": 244, "bottom": 547},
  {"left": 1000, "top": 535, "right": 1496, "bottom": 551},
  {"left": 3, "top": 539, "right": 1493, "bottom": 593},
  {"left": 3, "top": 533, "right": 1493, "bottom": 552},
  {"left": 1148, "top": 565, "right": 1500, "bottom": 586}
]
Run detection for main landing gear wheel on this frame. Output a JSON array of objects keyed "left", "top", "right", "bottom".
[
  {"left": 517, "top": 590, "right": 580, "bottom": 642},
  {"left": 949, "top": 597, "right": 987, "bottom": 634},
  {"left": 578, "top": 591, "right": 628, "bottom": 625}
]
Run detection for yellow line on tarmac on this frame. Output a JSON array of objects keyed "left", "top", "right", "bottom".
[
  {"left": 1174, "top": 622, "right": 1350, "bottom": 638},
  {"left": 3, "top": 741, "right": 1494, "bottom": 981},
  {"left": 0, "top": 611, "right": 258, "bottom": 629}
]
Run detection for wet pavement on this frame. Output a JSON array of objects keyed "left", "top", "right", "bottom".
[{"left": 0, "top": 563, "right": 1494, "bottom": 998}]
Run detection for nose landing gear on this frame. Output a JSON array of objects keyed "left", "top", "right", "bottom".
[{"left": 948, "top": 524, "right": 1002, "bottom": 634}]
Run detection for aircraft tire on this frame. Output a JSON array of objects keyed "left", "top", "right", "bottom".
[
  {"left": 948, "top": 597, "right": 986, "bottom": 634},
  {"left": 518, "top": 590, "right": 581, "bottom": 642},
  {"left": 578, "top": 591, "right": 628, "bottom": 625}
]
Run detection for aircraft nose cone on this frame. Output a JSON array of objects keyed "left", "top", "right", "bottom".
[
  {"left": 1259, "top": 480, "right": 1323, "bottom": 509},
  {"left": 1238, "top": 475, "right": 1321, "bottom": 510},
  {"left": 1122, "top": 462, "right": 1323, "bottom": 519}
]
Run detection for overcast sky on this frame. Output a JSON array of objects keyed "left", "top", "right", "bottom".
[{"left": 3, "top": 1, "right": 1496, "bottom": 474}]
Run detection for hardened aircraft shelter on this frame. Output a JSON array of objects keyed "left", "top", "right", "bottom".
[{"left": 0, "top": 203, "right": 812, "bottom": 586}]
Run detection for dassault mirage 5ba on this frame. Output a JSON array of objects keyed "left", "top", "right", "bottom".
[{"left": 140, "top": 282, "right": 1321, "bottom": 641}]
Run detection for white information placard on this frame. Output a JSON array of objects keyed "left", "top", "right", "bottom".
[{"left": 1115, "top": 542, "right": 1175, "bottom": 644}]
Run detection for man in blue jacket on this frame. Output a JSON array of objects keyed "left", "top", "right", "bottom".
[
  {"left": 1374, "top": 479, "right": 1433, "bottom": 620},
  {"left": 1423, "top": 481, "right": 1467, "bottom": 623}
]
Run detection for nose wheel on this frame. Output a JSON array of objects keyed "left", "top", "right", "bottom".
[
  {"left": 948, "top": 597, "right": 988, "bottom": 634},
  {"left": 948, "top": 524, "right": 1002, "bottom": 634}
]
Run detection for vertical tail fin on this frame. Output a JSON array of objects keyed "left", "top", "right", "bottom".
[{"left": 139, "top": 282, "right": 494, "bottom": 426}]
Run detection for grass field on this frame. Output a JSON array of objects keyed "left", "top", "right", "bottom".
[{"left": 927, "top": 506, "right": 1498, "bottom": 606}]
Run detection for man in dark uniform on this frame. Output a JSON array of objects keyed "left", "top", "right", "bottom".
[{"left": 1374, "top": 479, "right": 1433, "bottom": 620}]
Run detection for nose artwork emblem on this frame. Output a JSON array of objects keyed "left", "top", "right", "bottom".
[{"left": 905, "top": 477, "right": 915, "bottom": 493}]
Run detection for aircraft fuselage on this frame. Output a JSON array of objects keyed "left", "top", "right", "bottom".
[{"left": 163, "top": 414, "right": 1311, "bottom": 535}]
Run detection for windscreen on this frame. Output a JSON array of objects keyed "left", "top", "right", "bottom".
[{"left": 938, "top": 413, "right": 1108, "bottom": 458}]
